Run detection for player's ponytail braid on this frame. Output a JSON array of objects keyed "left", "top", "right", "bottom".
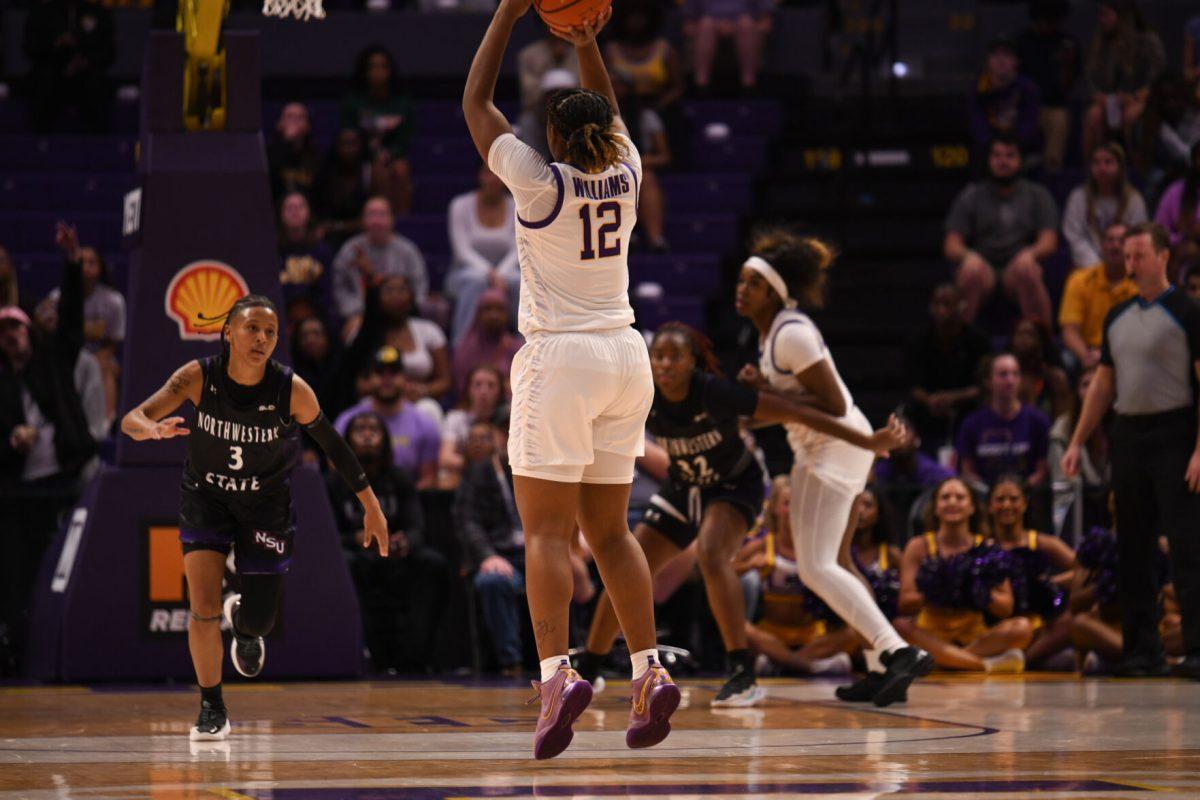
[
  {"left": 195, "top": 293, "right": 278, "bottom": 361},
  {"left": 547, "top": 88, "right": 626, "bottom": 173},
  {"left": 749, "top": 225, "right": 838, "bottom": 309}
]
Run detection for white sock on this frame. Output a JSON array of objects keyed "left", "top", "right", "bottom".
[
  {"left": 631, "top": 648, "right": 659, "bottom": 680},
  {"left": 863, "top": 648, "right": 883, "bottom": 674},
  {"left": 540, "top": 655, "right": 569, "bottom": 683}
]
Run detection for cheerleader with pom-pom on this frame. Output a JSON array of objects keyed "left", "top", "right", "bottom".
[
  {"left": 987, "top": 476, "right": 1076, "bottom": 668},
  {"left": 738, "top": 477, "right": 861, "bottom": 676},
  {"left": 850, "top": 486, "right": 903, "bottom": 622},
  {"left": 1070, "top": 504, "right": 1179, "bottom": 672},
  {"left": 895, "top": 477, "right": 1031, "bottom": 673}
]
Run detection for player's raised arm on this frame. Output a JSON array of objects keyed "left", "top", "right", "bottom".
[
  {"left": 120, "top": 360, "right": 202, "bottom": 441},
  {"left": 289, "top": 374, "right": 389, "bottom": 556},
  {"left": 462, "top": 0, "right": 530, "bottom": 160},
  {"left": 549, "top": 9, "right": 627, "bottom": 137}
]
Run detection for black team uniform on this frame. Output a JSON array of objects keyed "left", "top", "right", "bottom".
[
  {"left": 179, "top": 352, "right": 300, "bottom": 737},
  {"left": 577, "top": 369, "right": 766, "bottom": 703}
]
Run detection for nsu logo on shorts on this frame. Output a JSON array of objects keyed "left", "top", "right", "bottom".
[{"left": 254, "top": 530, "right": 287, "bottom": 555}]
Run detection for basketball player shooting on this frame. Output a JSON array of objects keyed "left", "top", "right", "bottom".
[{"left": 463, "top": 0, "right": 680, "bottom": 760}]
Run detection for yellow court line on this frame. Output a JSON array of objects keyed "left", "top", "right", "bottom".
[
  {"left": 208, "top": 789, "right": 256, "bottom": 800},
  {"left": 1112, "top": 779, "right": 1173, "bottom": 792}
]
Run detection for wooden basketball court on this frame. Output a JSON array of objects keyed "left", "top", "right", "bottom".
[{"left": 3, "top": 674, "right": 1199, "bottom": 798}]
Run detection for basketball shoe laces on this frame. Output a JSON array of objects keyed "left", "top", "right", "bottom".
[
  {"left": 525, "top": 667, "right": 579, "bottom": 718},
  {"left": 633, "top": 665, "right": 672, "bottom": 715}
]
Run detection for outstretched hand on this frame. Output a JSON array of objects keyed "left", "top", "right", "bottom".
[
  {"left": 149, "top": 416, "right": 190, "bottom": 440},
  {"left": 548, "top": 5, "right": 613, "bottom": 46},
  {"left": 362, "top": 504, "right": 389, "bottom": 557}
]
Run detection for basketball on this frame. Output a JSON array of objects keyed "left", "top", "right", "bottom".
[{"left": 535, "top": 0, "right": 612, "bottom": 31}]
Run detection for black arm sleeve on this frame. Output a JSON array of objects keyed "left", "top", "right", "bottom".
[
  {"left": 701, "top": 374, "right": 759, "bottom": 418},
  {"left": 304, "top": 413, "right": 370, "bottom": 492}
]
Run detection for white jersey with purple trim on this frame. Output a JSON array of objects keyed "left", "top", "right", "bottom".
[
  {"left": 487, "top": 131, "right": 640, "bottom": 337},
  {"left": 759, "top": 309, "right": 864, "bottom": 453}
]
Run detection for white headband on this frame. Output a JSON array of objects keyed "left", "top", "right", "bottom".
[{"left": 743, "top": 255, "right": 797, "bottom": 309}]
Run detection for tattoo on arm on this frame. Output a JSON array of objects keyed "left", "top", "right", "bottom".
[{"left": 167, "top": 374, "right": 186, "bottom": 396}]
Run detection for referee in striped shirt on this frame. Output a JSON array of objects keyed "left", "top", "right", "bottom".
[{"left": 1062, "top": 222, "right": 1200, "bottom": 679}]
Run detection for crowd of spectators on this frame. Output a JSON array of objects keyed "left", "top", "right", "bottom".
[{"left": 4, "top": 0, "right": 1200, "bottom": 680}]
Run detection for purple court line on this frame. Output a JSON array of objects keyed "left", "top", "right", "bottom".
[{"left": 237, "top": 778, "right": 1147, "bottom": 798}]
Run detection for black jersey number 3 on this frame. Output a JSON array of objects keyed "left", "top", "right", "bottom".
[{"left": 579, "top": 201, "right": 622, "bottom": 260}]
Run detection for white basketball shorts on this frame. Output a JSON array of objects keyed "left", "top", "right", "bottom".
[{"left": 508, "top": 326, "right": 653, "bottom": 484}]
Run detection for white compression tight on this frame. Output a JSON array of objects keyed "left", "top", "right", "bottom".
[{"left": 789, "top": 464, "right": 908, "bottom": 656}]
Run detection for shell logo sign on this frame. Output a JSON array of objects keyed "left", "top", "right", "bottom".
[{"left": 164, "top": 260, "right": 250, "bottom": 341}]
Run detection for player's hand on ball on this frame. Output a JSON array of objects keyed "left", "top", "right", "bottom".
[
  {"left": 364, "top": 506, "right": 389, "bottom": 557},
  {"left": 549, "top": 6, "right": 612, "bottom": 46},
  {"left": 151, "top": 417, "right": 189, "bottom": 439}
]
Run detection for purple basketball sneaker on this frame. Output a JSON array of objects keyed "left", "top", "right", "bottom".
[
  {"left": 527, "top": 663, "right": 593, "bottom": 760},
  {"left": 625, "top": 661, "right": 680, "bottom": 749}
]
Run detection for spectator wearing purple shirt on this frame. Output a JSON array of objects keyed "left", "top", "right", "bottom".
[
  {"left": 956, "top": 352, "right": 1050, "bottom": 489},
  {"left": 969, "top": 37, "right": 1042, "bottom": 160},
  {"left": 333, "top": 346, "right": 440, "bottom": 489},
  {"left": 873, "top": 442, "right": 956, "bottom": 490},
  {"left": 1153, "top": 142, "right": 1200, "bottom": 255}
]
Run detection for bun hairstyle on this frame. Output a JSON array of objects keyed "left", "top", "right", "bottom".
[
  {"left": 546, "top": 88, "right": 627, "bottom": 173},
  {"left": 749, "top": 225, "right": 837, "bottom": 309}
]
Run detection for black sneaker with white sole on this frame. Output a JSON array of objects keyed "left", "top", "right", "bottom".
[
  {"left": 872, "top": 646, "right": 933, "bottom": 707},
  {"left": 190, "top": 702, "right": 230, "bottom": 741},
  {"left": 711, "top": 664, "right": 766, "bottom": 707},
  {"left": 223, "top": 594, "right": 265, "bottom": 678},
  {"left": 834, "top": 671, "right": 893, "bottom": 703}
]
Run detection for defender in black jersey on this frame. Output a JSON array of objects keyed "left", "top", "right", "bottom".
[
  {"left": 574, "top": 323, "right": 909, "bottom": 707},
  {"left": 121, "top": 295, "right": 388, "bottom": 742}
]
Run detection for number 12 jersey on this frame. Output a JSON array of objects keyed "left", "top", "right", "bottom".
[{"left": 487, "top": 131, "right": 641, "bottom": 337}]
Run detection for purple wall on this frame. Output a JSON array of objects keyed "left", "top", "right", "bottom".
[{"left": 24, "top": 32, "right": 363, "bottom": 681}]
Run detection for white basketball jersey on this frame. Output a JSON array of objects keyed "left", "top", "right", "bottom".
[
  {"left": 488, "top": 132, "right": 640, "bottom": 336},
  {"left": 759, "top": 309, "right": 858, "bottom": 451}
]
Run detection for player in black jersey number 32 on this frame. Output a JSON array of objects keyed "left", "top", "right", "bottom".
[{"left": 121, "top": 295, "right": 388, "bottom": 742}]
